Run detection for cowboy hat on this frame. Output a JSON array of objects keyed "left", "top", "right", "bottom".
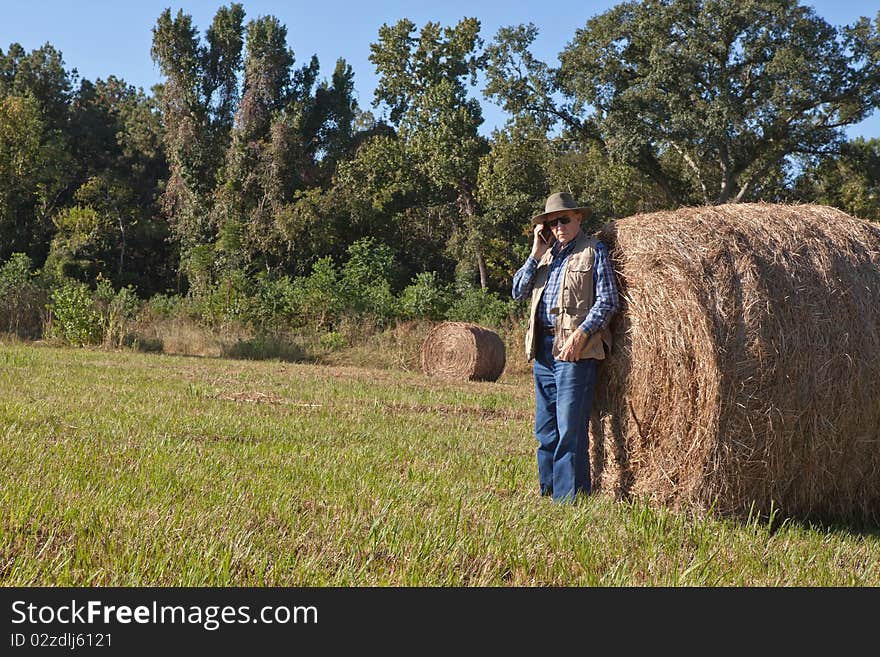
[{"left": 530, "top": 192, "right": 592, "bottom": 225}]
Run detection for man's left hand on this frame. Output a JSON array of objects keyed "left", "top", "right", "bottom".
[{"left": 558, "top": 329, "right": 588, "bottom": 362}]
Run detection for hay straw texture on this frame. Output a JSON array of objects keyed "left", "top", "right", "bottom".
[
  {"left": 590, "top": 203, "right": 880, "bottom": 522},
  {"left": 420, "top": 322, "right": 506, "bottom": 382}
]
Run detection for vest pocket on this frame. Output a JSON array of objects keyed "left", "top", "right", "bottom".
[
  {"left": 565, "top": 262, "right": 594, "bottom": 311},
  {"left": 551, "top": 312, "right": 585, "bottom": 359}
]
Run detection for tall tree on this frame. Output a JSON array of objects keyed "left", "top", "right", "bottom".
[
  {"left": 204, "top": 4, "right": 247, "bottom": 133},
  {"left": 150, "top": 4, "right": 245, "bottom": 288},
  {"left": 0, "top": 43, "right": 76, "bottom": 262},
  {"left": 0, "top": 93, "right": 67, "bottom": 262},
  {"left": 485, "top": 1, "right": 880, "bottom": 205},
  {"left": 236, "top": 14, "right": 294, "bottom": 140},
  {"left": 212, "top": 14, "right": 294, "bottom": 275},
  {"left": 476, "top": 120, "right": 552, "bottom": 290},
  {"left": 47, "top": 76, "right": 171, "bottom": 294},
  {"left": 0, "top": 42, "right": 72, "bottom": 132},
  {"left": 311, "top": 58, "right": 358, "bottom": 178},
  {"left": 214, "top": 13, "right": 361, "bottom": 276},
  {"left": 370, "top": 18, "right": 490, "bottom": 288}
]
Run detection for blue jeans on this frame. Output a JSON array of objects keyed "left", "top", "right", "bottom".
[{"left": 533, "top": 333, "right": 597, "bottom": 502}]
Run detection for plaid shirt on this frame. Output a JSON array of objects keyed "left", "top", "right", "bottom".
[{"left": 512, "top": 238, "right": 619, "bottom": 336}]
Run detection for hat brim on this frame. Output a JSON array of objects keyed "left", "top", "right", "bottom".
[{"left": 530, "top": 206, "right": 592, "bottom": 225}]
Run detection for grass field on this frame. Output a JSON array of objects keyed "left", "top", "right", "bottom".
[{"left": 2, "top": 340, "right": 879, "bottom": 586}]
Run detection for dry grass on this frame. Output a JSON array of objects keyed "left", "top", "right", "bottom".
[
  {"left": 128, "top": 317, "right": 311, "bottom": 362},
  {"left": 590, "top": 202, "right": 880, "bottom": 523},
  {"left": 317, "top": 319, "right": 435, "bottom": 371}
]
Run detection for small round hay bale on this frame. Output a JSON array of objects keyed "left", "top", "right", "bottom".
[
  {"left": 420, "top": 322, "right": 506, "bottom": 382},
  {"left": 590, "top": 202, "right": 880, "bottom": 523}
]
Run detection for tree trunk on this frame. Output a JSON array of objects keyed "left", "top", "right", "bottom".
[
  {"left": 117, "top": 215, "right": 126, "bottom": 279},
  {"left": 457, "top": 180, "right": 488, "bottom": 290},
  {"left": 476, "top": 248, "right": 489, "bottom": 290}
]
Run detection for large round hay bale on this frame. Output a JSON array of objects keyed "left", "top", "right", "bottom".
[
  {"left": 590, "top": 203, "right": 880, "bottom": 522},
  {"left": 420, "top": 322, "right": 506, "bottom": 382}
]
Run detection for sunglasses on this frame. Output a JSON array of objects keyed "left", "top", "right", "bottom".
[{"left": 545, "top": 215, "right": 573, "bottom": 228}]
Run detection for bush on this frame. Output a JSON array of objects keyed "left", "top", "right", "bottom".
[
  {"left": 445, "top": 284, "right": 516, "bottom": 328},
  {"left": 190, "top": 270, "right": 256, "bottom": 327},
  {"left": 398, "top": 271, "right": 451, "bottom": 320},
  {"left": 318, "top": 330, "right": 347, "bottom": 351},
  {"left": 250, "top": 274, "right": 299, "bottom": 329},
  {"left": 48, "top": 281, "right": 102, "bottom": 346},
  {"left": 289, "top": 257, "right": 346, "bottom": 331},
  {"left": 142, "top": 293, "right": 184, "bottom": 320},
  {"left": 0, "top": 253, "right": 46, "bottom": 338},
  {"left": 94, "top": 279, "right": 142, "bottom": 347},
  {"left": 339, "top": 238, "right": 399, "bottom": 324}
]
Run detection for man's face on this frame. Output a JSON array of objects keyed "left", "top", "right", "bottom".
[{"left": 544, "top": 211, "right": 582, "bottom": 246}]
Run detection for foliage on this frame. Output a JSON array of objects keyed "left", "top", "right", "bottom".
[
  {"left": 333, "top": 132, "right": 418, "bottom": 238},
  {"left": 190, "top": 269, "right": 257, "bottom": 327},
  {"left": 94, "top": 278, "right": 142, "bottom": 347},
  {"left": 142, "top": 293, "right": 184, "bottom": 320},
  {"left": 398, "top": 271, "right": 452, "bottom": 320},
  {"left": 47, "top": 277, "right": 142, "bottom": 347},
  {"left": 370, "top": 18, "right": 491, "bottom": 288},
  {"left": 445, "top": 282, "right": 516, "bottom": 328},
  {"left": 476, "top": 121, "right": 552, "bottom": 288},
  {"left": 47, "top": 280, "right": 102, "bottom": 346},
  {"left": 0, "top": 93, "right": 68, "bottom": 263},
  {"left": 151, "top": 5, "right": 246, "bottom": 277},
  {"left": 152, "top": 5, "right": 366, "bottom": 288},
  {"left": 290, "top": 256, "right": 345, "bottom": 331},
  {"left": 43, "top": 204, "right": 108, "bottom": 284},
  {"left": 0, "top": 252, "right": 46, "bottom": 337},
  {"left": 1, "top": 40, "right": 169, "bottom": 289},
  {"left": 485, "top": 0, "right": 880, "bottom": 205},
  {"left": 65, "top": 78, "right": 171, "bottom": 294},
  {"left": 5, "top": 4, "right": 880, "bottom": 344},
  {"left": 248, "top": 274, "right": 299, "bottom": 329},
  {"left": 793, "top": 138, "right": 880, "bottom": 222},
  {"left": 0, "top": 42, "right": 73, "bottom": 130},
  {"left": 339, "top": 237, "right": 399, "bottom": 322}
]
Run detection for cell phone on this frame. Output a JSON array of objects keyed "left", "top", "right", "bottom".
[{"left": 540, "top": 226, "right": 555, "bottom": 244}]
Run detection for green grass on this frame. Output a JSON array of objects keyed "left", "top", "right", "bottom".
[{"left": 1, "top": 341, "right": 878, "bottom": 586}]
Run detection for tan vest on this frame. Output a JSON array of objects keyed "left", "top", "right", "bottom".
[{"left": 524, "top": 230, "right": 613, "bottom": 361}]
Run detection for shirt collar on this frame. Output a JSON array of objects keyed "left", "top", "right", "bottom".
[{"left": 551, "top": 237, "right": 577, "bottom": 258}]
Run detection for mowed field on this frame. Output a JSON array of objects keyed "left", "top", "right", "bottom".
[{"left": 2, "top": 341, "right": 879, "bottom": 586}]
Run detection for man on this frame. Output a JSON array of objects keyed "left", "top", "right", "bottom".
[{"left": 512, "top": 192, "right": 619, "bottom": 502}]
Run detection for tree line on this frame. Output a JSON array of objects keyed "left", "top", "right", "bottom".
[{"left": 1, "top": 0, "right": 879, "bottom": 343}]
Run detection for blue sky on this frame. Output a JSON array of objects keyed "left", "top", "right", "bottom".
[{"left": 2, "top": 0, "right": 878, "bottom": 139}]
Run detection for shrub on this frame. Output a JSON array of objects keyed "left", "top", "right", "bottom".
[
  {"left": 94, "top": 279, "right": 142, "bottom": 347},
  {"left": 142, "top": 293, "right": 183, "bottom": 320},
  {"left": 290, "top": 257, "right": 346, "bottom": 331},
  {"left": 445, "top": 284, "right": 516, "bottom": 328},
  {"left": 190, "top": 270, "right": 256, "bottom": 327},
  {"left": 339, "top": 238, "right": 399, "bottom": 324},
  {"left": 318, "top": 330, "right": 347, "bottom": 351},
  {"left": 398, "top": 271, "right": 451, "bottom": 320},
  {"left": 47, "top": 281, "right": 102, "bottom": 346},
  {"left": 251, "top": 274, "right": 299, "bottom": 329},
  {"left": 0, "top": 253, "right": 46, "bottom": 338}
]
